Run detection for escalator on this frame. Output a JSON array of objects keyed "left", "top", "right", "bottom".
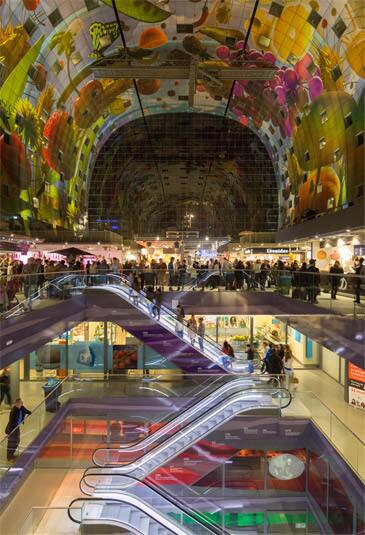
[
  {"left": 83, "top": 274, "right": 239, "bottom": 374},
  {"left": 184, "top": 270, "right": 221, "bottom": 291},
  {"left": 70, "top": 385, "right": 290, "bottom": 533},
  {"left": 82, "top": 386, "right": 291, "bottom": 484},
  {"left": 70, "top": 476, "right": 228, "bottom": 534},
  {"left": 91, "top": 377, "right": 278, "bottom": 467}
]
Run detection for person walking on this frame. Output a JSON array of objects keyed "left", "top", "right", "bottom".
[
  {"left": 175, "top": 302, "right": 185, "bottom": 337},
  {"left": 153, "top": 287, "right": 163, "bottom": 320},
  {"left": 283, "top": 345, "right": 294, "bottom": 390},
  {"left": 246, "top": 343, "right": 255, "bottom": 374},
  {"left": 260, "top": 341, "right": 271, "bottom": 373},
  {"left": 307, "top": 259, "right": 320, "bottom": 304},
  {"left": 329, "top": 260, "right": 344, "bottom": 299},
  {"left": 168, "top": 257, "right": 175, "bottom": 290},
  {"left": 353, "top": 257, "right": 364, "bottom": 304},
  {"left": 187, "top": 314, "right": 198, "bottom": 345},
  {"left": 197, "top": 317, "right": 206, "bottom": 351},
  {"left": 5, "top": 398, "right": 32, "bottom": 461},
  {"left": 0, "top": 368, "right": 11, "bottom": 407},
  {"left": 267, "top": 346, "right": 283, "bottom": 384}
]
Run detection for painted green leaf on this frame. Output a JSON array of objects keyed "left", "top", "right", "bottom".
[
  {"left": 100, "top": 0, "right": 171, "bottom": 22},
  {"left": 0, "top": 36, "right": 45, "bottom": 130}
]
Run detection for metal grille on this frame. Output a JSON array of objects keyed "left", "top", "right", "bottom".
[{"left": 88, "top": 113, "right": 278, "bottom": 238}]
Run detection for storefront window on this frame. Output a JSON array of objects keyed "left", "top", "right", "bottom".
[
  {"left": 107, "top": 322, "right": 139, "bottom": 373},
  {"left": 68, "top": 322, "right": 105, "bottom": 374},
  {"left": 254, "top": 317, "right": 286, "bottom": 345},
  {"left": 29, "top": 332, "right": 67, "bottom": 379}
]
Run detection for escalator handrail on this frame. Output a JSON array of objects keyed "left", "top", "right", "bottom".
[
  {"left": 3, "top": 272, "right": 80, "bottom": 319},
  {"left": 88, "top": 387, "right": 291, "bottom": 476},
  {"left": 88, "top": 280, "right": 233, "bottom": 370},
  {"left": 91, "top": 273, "right": 225, "bottom": 355},
  {"left": 68, "top": 493, "right": 207, "bottom": 535},
  {"left": 91, "top": 378, "right": 281, "bottom": 466},
  {"left": 79, "top": 473, "right": 230, "bottom": 535}
]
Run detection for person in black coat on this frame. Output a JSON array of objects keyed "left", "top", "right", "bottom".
[
  {"left": 5, "top": 398, "right": 32, "bottom": 461},
  {"left": 0, "top": 368, "right": 11, "bottom": 406},
  {"left": 307, "top": 259, "right": 320, "bottom": 304},
  {"left": 329, "top": 261, "right": 344, "bottom": 299}
]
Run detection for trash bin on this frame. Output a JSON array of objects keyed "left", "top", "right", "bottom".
[
  {"left": 278, "top": 275, "right": 291, "bottom": 296},
  {"left": 42, "top": 378, "right": 62, "bottom": 412}
]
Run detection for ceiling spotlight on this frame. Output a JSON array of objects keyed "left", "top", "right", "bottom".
[
  {"left": 315, "top": 235, "right": 319, "bottom": 239},
  {"left": 156, "top": 236, "right": 160, "bottom": 241},
  {"left": 205, "top": 236, "right": 209, "bottom": 241},
  {"left": 346, "top": 229, "right": 351, "bottom": 233}
]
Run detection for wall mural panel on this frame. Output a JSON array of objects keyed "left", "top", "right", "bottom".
[{"left": 0, "top": 0, "right": 363, "bottom": 235}]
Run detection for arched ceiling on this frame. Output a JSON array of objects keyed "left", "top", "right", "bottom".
[
  {"left": 89, "top": 113, "right": 278, "bottom": 236},
  {"left": 0, "top": 0, "right": 363, "bottom": 235}
]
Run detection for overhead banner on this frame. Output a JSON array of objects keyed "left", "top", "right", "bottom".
[{"left": 348, "top": 363, "right": 365, "bottom": 411}]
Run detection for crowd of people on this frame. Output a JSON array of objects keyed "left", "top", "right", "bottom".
[{"left": 1, "top": 253, "right": 364, "bottom": 313}]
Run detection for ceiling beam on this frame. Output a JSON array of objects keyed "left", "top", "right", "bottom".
[
  {"left": 91, "top": 64, "right": 276, "bottom": 81},
  {"left": 188, "top": 58, "right": 197, "bottom": 107}
]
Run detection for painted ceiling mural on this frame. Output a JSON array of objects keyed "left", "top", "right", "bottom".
[{"left": 0, "top": 0, "right": 364, "bottom": 235}]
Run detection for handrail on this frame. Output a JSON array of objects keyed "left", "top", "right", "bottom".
[
  {"left": 88, "top": 387, "right": 291, "bottom": 479},
  {"left": 79, "top": 473, "right": 228, "bottom": 535},
  {"left": 296, "top": 390, "right": 365, "bottom": 446},
  {"left": 67, "top": 494, "right": 198, "bottom": 535},
  {"left": 0, "top": 374, "right": 70, "bottom": 448},
  {"left": 106, "top": 273, "right": 224, "bottom": 352},
  {"left": 91, "top": 378, "right": 281, "bottom": 466},
  {"left": 88, "top": 277, "right": 231, "bottom": 372}
]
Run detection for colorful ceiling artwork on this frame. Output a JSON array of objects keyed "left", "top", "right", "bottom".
[{"left": 0, "top": 0, "right": 364, "bottom": 236}]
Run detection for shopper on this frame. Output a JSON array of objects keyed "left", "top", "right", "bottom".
[
  {"left": 353, "top": 257, "right": 364, "bottom": 304},
  {"left": 267, "top": 346, "right": 283, "bottom": 383},
  {"left": 329, "top": 260, "right": 344, "bottom": 299},
  {"left": 175, "top": 302, "right": 185, "bottom": 337},
  {"left": 153, "top": 287, "right": 163, "bottom": 320},
  {"left": 222, "top": 340, "right": 235, "bottom": 369},
  {"left": 197, "top": 317, "right": 206, "bottom": 351},
  {"left": 261, "top": 341, "right": 271, "bottom": 373},
  {"left": 307, "top": 259, "right": 320, "bottom": 304},
  {"left": 5, "top": 398, "right": 32, "bottom": 461},
  {"left": 0, "top": 368, "right": 11, "bottom": 407},
  {"left": 168, "top": 257, "right": 175, "bottom": 290},
  {"left": 283, "top": 345, "right": 294, "bottom": 390},
  {"left": 246, "top": 343, "right": 255, "bottom": 374},
  {"left": 187, "top": 314, "right": 198, "bottom": 345}
]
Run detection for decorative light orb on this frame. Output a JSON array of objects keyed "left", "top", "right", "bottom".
[{"left": 269, "top": 454, "right": 305, "bottom": 480}]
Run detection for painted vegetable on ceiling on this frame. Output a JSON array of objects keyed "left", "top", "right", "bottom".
[
  {"left": 74, "top": 79, "right": 132, "bottom": 128},
  {"left": 0, "top": 133, "right": 31, "bottom": 189},
  {"left": 100, "top": 0, "right": 172, "bottom": 22},
  {"left": 42, "top": 111, "right": 76, "bottom": 179}
]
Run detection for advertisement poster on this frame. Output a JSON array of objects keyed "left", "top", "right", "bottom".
[
  {"left": 69, "top": 342, "right": 104, "bottom": 371},
  {"left": 348, "top": 363, "right": 365, "bottom": 411},
  {"left": 112, "top": 345, "right": 138, "bottom": 372}
]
